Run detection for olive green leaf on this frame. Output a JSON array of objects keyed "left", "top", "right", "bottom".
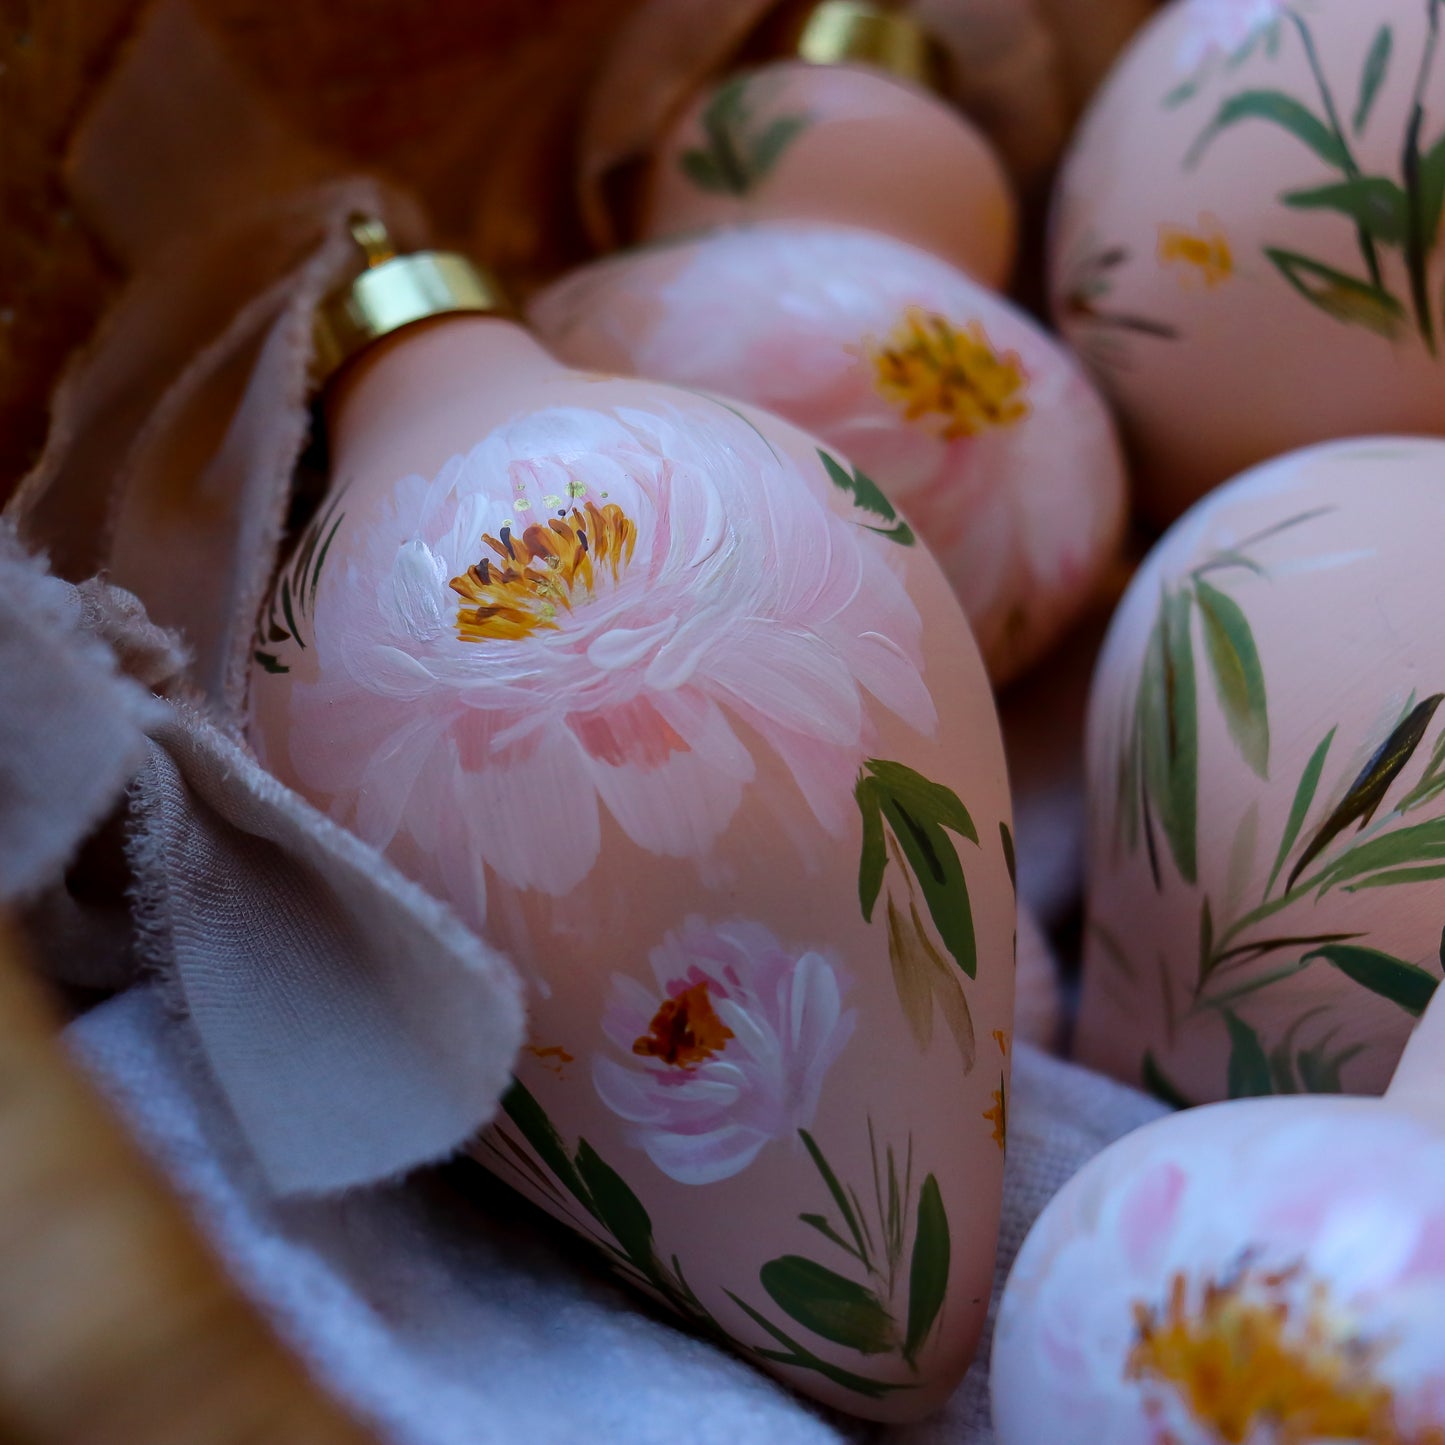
[
  {"left": 1137, "top": 588, "right": 1199, "bottom": 885},
  {"left": 1000, "top": 822, "right": 1016, "bottom": 892},
  {"left": 856, "top": 760, "right": 979, "bottom": 978},
  {"left": 1314, "top": 817, "right": 1445, "bottom": 893},
  {"left": 1354, "top": 25, "right": 1394, "bottom": 133},
  {"left": 256, "top": 492, "right": 346, "bottom": 672},
  {"left": 678, "top": 75, "right": 810, "bottom": 196},
  {"left": 1266, "top": 726, "right": 1335, "bottom": 896},
  {"left": 1287, "top": 694, "right": 1445, "bottom": 889},
  {"left": 501, "top": 1078, "right": 594, "bottom": 1211},
  {"left": 1302, "top": 943, "right": 1440, "bottom": 1016},
  {"left": 575, "top": 1140, "right": 659, "bottom": 1278},
  {"left": 759, "top": 1256, "right": 898, "bottom": 1355},
  {"left": 1141, "top": 1051, "right": 1195, "bottom": 1109},
  {"left": 1223, "top": 1010, "right": 1274, "bottom": 1098},
  {"left": 1397, "top": 729, "right": 1445, "bottom": 813},
  {"left": 819, "top": 450, "right": 915, "bottom": 545},
  {"left": 1264, "top": 248, "right": 1406, "bottom": 337},
  {"left": 1281, "top": 176, "right": 1409, "bottom": 246},
  {"left": 903, "top": 1175, "right": 949, "bottom": 1369},
  {"left": 1295, "top": 1037, "right": 1366, "bottom": 1093},
  {"left": 1187, "top": 90, "right": 1349, "bottom": 171},
  {"left": 799, "top": 1130, "right": 871, "bottom": 1265},
  {"left": 1196, "top": 578, "right": 1269, "bottom": 778},
  {"left": 725, "top": 1294, "right": 905, "bottom": 1398},
  {"left": 1419, "top": 132, "right": 1445, "bottom": 252}
]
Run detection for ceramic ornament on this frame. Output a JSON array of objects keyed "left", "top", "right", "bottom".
[
  {"left": 638, "top": 15, "right": 1018, "bottom": 289},
  {"left": 1052, "top": 0, "right": 1445, "bottom": 524},
  {"left": 1080, "top": 436, "right": 1445, "bottom": 1109},
  {"left": 248, "top": 222, "right": 1017, "bottom": 1420},
  {"left": 991, "top": 972, "right": 1445, "bottom": 1444},
  {"left": 532, "top": 0, "right": 1128, "bottom": 689}
]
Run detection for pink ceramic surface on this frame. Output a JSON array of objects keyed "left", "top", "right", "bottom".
[
  {"left": 641, "top": 60, "right": 1018, "bottom": 288},
  {"left": 992, "top": 985, "right": 1445, "bottom": 1443},
  {"left": 530, "top": 223, "right": 1128, "bottom": 687},
  {"left": 247, "top": 316, "right": 1017, "bottom": 1420},
  {"left": 1080, "top": 437, "right": 1445, "bottom": 1107},
  {"left": 1051, "top": 0, "right": 1445, "bottom": 523}
]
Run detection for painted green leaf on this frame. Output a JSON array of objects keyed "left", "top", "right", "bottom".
[
  {"left": 501, "top": 1079, "right": 593, "bottom": 1212},
  {"left": 1138, "top": 589, "right": 1199, "bottom": 885},
  {"left": 1303, "top": 944, "right": 1440, "bottom": 1016},
  {"left": 759, "top": 1256, "right": 897, "bottom": 1355},
  {"left": 1195, "top": 578, "right": 1269, "bottom": 778},
  {"left": 725, "top": 1293, "right": 903, "bottom": 1397},
  {"left": 1265, "top": 248, "right": 1406, "bottom": 337},
  {"left": 1141, "top": 1051, "right": 1195, "bottom": 1109},
  {"left": 855, "top": 774, "right": 888, "bottom": 922},
  {"left": 1354, "top": 25, "right": 1393, "bottom": 133},
  {"left": 819, "top": 450, "right": 915, "bottom": 545},
  {"left": 859, "top": 760, "right": 979, "bottom": 977},
  {"left": 1345, "top": 863, "right": 1445, "bottom": 890},
  {"left": 1266, "top": 726, "right": 1335, "bottom": 897},
  {"left": 1197, "top": 896, "right": 1215, "bottom": 989},
  {"left": 903, "top": 1175, "right": 950, "bottom": 1369},
  {"left": 575, "top": 1139, "right": 658, "bottom": 1276},
  {"left": 800, "top": 1130, "right": 870, "bottom": 1264},
  {"left": 1315, "top": 817, "right": 1445, "bottom": 892},
  {"left": 1000, "top": 822, "right": 1016, "bottom": 891},
  {"left": 678, "top": 149, "right": 729, "bottom": 193},
  {"left": 1281, "top": 176, "right": 1409, "bottom": 245},
  {"left": 253, "top": 650, "right": 289, "bottom": 675},
  {"left": 1187, "top": 90, "right": 1348, "bottom": 171},
  {"left": 1295, "top": 1040, "right": 1365, "bottom": 1093},
  {"left": 1418, "top": 132, "right": 1445, "bottom": 251},
  {"left": 1267, "top": 1037, "right": 1299, "bottom": 1094},
  {"left": 1223, "top": 1011, "right": 1274, "bottom": 1098},
  {"left": 1287, "top": 694, "right": 1445, "bottom": 890},
  {"left": 1164, "top": 76, "right": 1202, "bottom": 109},
  {"left": 1398, "top": 730, "right": 1445, "bottom": 812},
  {"left": 749, "top": 114, "right": 809, "bottom": 178}
]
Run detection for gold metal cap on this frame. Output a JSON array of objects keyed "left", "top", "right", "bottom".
[
  {"left": 787, "top": 1, "right": 949, "bottom": 95},
  {"left": 312, "top": 216, "right": 510, "bottom": 384}
]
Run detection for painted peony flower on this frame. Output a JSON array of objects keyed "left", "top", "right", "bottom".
[
  {"left": 282, "top": 402, "right": 934, "bottom": 930},
  {"left": 992, "top": 1110, "right": 1445, "bottom": 1444},
  {"left": 530, "top": 225, "right": 1125, "bottom": 682},
  {"left": 592, "top": 916, "right": 856, "bottom": 1184},
  {"left": 1176, "top": 0, "right": 1289, "bottom": 76}
]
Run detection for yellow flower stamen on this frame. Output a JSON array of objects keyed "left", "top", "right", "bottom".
[
  {"left": 449, "top": 499, "right": 637, "bottom": 643},
  {"left": 984, "top": 1078, "right": 1007, "bottom": 1151},
  {"left": 1128, "top": 1262, "right": 1444, "bottom": 1444},
  {"left": 633, "top": 981, "right": 735, "bottom": 1071},
  {"left": 867, "top": 309, "right": 1030, "bottom": 441},
  {"left": 1158, "top": 218, "right": 1234, "bottom": 288}
]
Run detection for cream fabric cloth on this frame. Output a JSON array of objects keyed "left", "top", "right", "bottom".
[{"left": 69, "top": 985, "right": 1166, "bottom": 1445}]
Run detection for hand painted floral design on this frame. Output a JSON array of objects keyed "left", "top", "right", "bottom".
[
  {"left": 531, "top": 225, "right": 1126, "bottom": 683},
  {"left": 992, "top": 1111, "right": 1445, "bottom": 1443},
  {"left": 1158, "top": 217, "right": 1235, "bottom": 289},
  {"left": 1180, "top": 1, "right": 1445, "bottom": 353},
  {"left": 592, "top": 917, "right": 856, "bottom": 1184},
  {"left": 279, "top": 403, "right": 934, "bottom": 929},
  {"left": 678, "top": 71, "right": 811, "bottom": 196},
  {"left": 866, "top": 310, "right": 1030, "bottom": 440}
]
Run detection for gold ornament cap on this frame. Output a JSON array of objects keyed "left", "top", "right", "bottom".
[
  {"left": 783, "top": 1, "right": 949, "bottom": 95},
  {"left": 312, "top": 216, "right": 511, "bottom": 385}
]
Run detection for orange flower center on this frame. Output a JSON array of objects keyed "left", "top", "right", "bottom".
[
  {"left": 632, "top": 981, "right": 735, "bottom": 1071},
  {"left": 1128, "top": 1263, "right": 1443, "bottom": 1444},
  {"left": 1158, "top": 218, "right": 1234, "bottom": 288},
  {"left": 449, "top": 499, "right": 637, "bottom": 643},
  {"left": 867, "top": 309, "right": 1030, "bottom": 441}
]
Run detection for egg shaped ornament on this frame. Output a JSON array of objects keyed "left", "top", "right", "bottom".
[
  {"left": 531, "top": 226, "right": 1127, "bottom": 688},
  {"left": 638, "top": 0, "right": 1018, "bottom": 289},
  {"left": 1079, "top": 436, "right": 1445, "bottom": 1109},
  {"left": 991, "top": 1042, "right": 1445, "bottom": 1443},
  {"left": 1051, "top": 0, "right": 1445, "bottom": 524},
  {"left": 248, "top": 224, "right": 1017, "bottom": 1420}
]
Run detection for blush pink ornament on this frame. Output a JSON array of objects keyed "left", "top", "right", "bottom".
[
  {"left": 248, "top": 223, "right": 1018, "bottom": 1421},
  {"left": 531, "top": 224, "right": 1128, "bottom": 687},
  {"left": 1078, "top": 438, "right": 1445, "bottom": 1107},
  {"left": 532, "top": 0, "right": 1127, "bottom": 688},
  {"left": 992, "top": 971, "right": 1445, "bottom": 1444},
  {"left": 1051, "top": 0, "right": 1445, "bottom": 524}
]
